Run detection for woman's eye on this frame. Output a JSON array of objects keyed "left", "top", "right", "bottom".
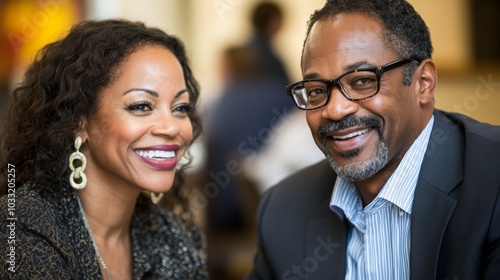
[
  {"left": 173, "top": 103, "right": 193, "bottom": 115},
  {"left": 126, "top": 101, "right": 153, "bottom": 112}
]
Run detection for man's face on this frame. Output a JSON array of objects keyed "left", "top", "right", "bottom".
[{"left": 302, "top": 13, "right": 424, "bottom": 182}]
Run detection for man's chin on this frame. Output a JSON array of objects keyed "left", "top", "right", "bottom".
[
  {"left": 338, "top": 147, "right": 362, "bottom": 158},
  {"left": 325, "top": 142, "right": 389, "bottom": 182}
]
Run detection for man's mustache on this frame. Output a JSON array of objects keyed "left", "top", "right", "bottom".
[{"left": 318, "top": 115, "right": 382, "bottom": 138}]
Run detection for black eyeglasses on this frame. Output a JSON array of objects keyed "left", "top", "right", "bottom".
[{"left": 286, "top": 58, "right": 418, "bottom": 110}]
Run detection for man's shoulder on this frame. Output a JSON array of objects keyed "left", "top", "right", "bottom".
[
  {"left": 435, "top": 110, "right": 500, "bottom": 184},
  {"left": 261, "top": 160, "right": 336, "bottom": 218},
  {"left": 269, "top": 159, "right": 334, "bottom": 194},
  {"left": 439, "top": 110, "right": 500, "bottom": 142}
]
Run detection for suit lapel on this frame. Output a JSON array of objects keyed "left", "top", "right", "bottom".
[
  {"left": 305, "top": 215, "right": 347, "bottom": 280},
  {"left": 410, "top": 180, "right": 457, "bottom": 279},
  {"left": 410, "top": 111, "right": 464, "bottom": 279}
]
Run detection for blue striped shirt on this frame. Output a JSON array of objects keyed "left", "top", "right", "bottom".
[{"left": 330, "top": 116, "right": 434, "bottom": 280}]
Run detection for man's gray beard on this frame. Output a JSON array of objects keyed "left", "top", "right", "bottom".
[{"left": 321, "top": 139, "right": 389, "bottom": 182}]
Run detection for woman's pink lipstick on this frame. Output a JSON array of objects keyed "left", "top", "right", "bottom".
[{"left": 134, "top": 145, "right": 180, "bottom": 170}]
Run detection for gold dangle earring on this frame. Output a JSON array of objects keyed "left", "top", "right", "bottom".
[
  {"left": 151, "top": 193, "right": 164, "bottom": 204},
  {"left": 69, "top": 136, "right": 87, "bottom": 190}
]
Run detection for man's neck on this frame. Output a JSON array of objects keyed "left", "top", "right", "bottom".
[{"left": 354, "top": 156, "right": 403, "bottom": 206}]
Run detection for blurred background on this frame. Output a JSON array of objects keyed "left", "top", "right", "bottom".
[{"left": 1, "top": 0, "right": 499, "bottom": 279}]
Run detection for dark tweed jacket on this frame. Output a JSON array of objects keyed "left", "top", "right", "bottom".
[{"left": 0, "top": 182, "right": 207, "bottom": 279}]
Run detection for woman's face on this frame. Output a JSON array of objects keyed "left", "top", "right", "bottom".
[{"left": 80, "top": 45, "right": 193, "bottom": 196}]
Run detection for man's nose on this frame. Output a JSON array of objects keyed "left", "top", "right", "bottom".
[{"left": 320, "top": 86, "right": 358, "bottom": 121}]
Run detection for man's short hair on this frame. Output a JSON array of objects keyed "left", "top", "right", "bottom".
[{"left": 303, "top": 0, "right": 433, "bottom": 85}]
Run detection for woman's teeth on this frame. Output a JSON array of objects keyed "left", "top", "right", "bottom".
[{"left": 136, "top": 150, "right": 175, "bottom": 159}]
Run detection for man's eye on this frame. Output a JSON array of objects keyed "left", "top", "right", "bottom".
[
  {"left": 307, "top": 87, "right": 327, "bottom": 97},
  {"left": 352, "top": 77, "right": 377, "bottom": 86}
]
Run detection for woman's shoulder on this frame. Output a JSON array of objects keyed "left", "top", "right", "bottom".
[
  {"left": 133, "top": 197, "right": 206, "bottom": 252},
  {"left": 134, "top": 194, "right": 203, "bottom": 239},
  {"left": 132, "top": 195, "right": 208, "bottom": 278},
  {"left": 0, "top": 183, "right": 81, "bottom": 278},
  {"left": 1, "top": 183, "right": 61, "bottom": 230},
  {"left": 160, "top": 207, "right": 201, "bottom": 235}
]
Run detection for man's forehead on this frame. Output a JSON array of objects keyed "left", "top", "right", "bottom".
[
  {"left": 301, "top": 14, "right": 398, "bottom": 79},
  {"left": 305, "top": 13, "right": 384, "bottom": 46},
  {"left": 304, "top": 16, "right": 384, "bottom": 56}
]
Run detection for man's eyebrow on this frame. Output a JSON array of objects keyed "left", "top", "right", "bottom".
[
  {"left": 344, "top": 61, "right": 376, "bottom": 72},
  {"left": 303, "top": 72, "right": 321, "bottom": 80},
  {"left": 122, "top": 88, "right": 159, "bottom": 97},
  {"left": 302, "top": 61, "right": 377, "bottom": 80}
]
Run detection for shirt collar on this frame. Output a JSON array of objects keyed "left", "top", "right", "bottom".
[
  {"left": 330, "top": 116, "right": 434, "bottom": 217},
  {"left": 330, "top": 178, "right": 361, "bottom": 221}
]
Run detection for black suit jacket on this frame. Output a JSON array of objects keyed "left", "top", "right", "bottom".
[{"left": 248, "top": 110, "right": 500, "bottom": 280}]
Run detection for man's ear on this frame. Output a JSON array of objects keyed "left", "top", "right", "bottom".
[{"left": 414, "top": 58, "right": 437, "bottom": 105}]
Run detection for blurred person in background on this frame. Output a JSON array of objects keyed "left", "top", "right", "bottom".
[
  {"left": 246, "top": 1, "right": 290, "bottom": 84},
  {"left": 201, "top": 2, "right": 295, "bottom": 278},
  {"left": 0, "top": 19, "right": 207, "bottom": 279},
  {"left": 204, "top": 0, "right": 294, "bottom": 232},
  {"left": 202, "top": 43, "right": 294, "bottom": 279}
]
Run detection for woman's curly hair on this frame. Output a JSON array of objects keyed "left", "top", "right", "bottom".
[{"left": 0, "top": 19, "right": 202, "bottom": 215}]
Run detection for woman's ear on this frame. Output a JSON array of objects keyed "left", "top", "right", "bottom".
[
  {"left": 76, "top": 119, "right": 89, "bottom": 143},
  {"left": 414, "top": 58, "right": 437, "bottom": 105}
]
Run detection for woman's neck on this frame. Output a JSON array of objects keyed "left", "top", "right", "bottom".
[
  {"left": 76, "top": 181, "right": 139, "bottom": 241},
  {"left": 76, "top": 181, "right": 138, "bottom": 280}
]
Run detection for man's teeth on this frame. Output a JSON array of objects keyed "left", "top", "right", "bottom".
[
  {"left": 332, "top": 128, "right": 370, "bottom": 140},
  {"left": 136, "top": 150, "right": 175, "bottom": 159}
]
